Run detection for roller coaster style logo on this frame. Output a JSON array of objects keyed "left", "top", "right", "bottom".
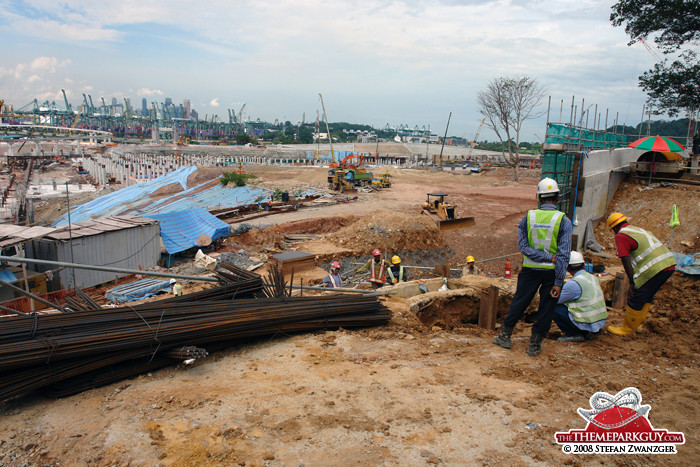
[{"left": 555, "top": 387, "right": 685, "bottom": 455}]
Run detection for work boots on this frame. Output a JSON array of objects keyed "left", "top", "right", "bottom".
[
  {"left": 492, "top": 324, "right": 514, "bottom": 349},
  {"left": 527, "top": 333, "right": 545, "bottom": 357},
  {"left": 608, "top": 304, "right": 649, "bottom": 336}
]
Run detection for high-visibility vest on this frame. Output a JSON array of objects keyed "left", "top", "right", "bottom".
[
  {"left": 523, "top": 209, "right": 564, "bottom": 269},
  {"left": 172, "top": 284, "right": 183, "bottom": 296},
  {"left": 370, "top": 259, "right": 386, "bottom": 284},
  {"left": 567, "top": 271, "right": 607, "bottom": 324},
  {"left": 619, "top": 225, "right": 676, "bottom": 288},
  {"left": 327, "top": 274, "right": 342, "bottom": 288},
  {"left": 387, "top": 265, "right": 403, "bottom": 283}
]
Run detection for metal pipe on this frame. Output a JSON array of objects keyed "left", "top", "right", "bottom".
[
  {"left": 0, "top": 256, "right": 219, "bottom": 282},
  {"left": 0, "top": 303, "right": 31, "bottom": 317},
  {"left": 0, "top": 279, "right": 67, "bottom": 313},
  {"left": 283, "top": 283, "right": 394, "bottom": 295}
]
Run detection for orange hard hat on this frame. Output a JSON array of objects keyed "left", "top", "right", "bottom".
[
  {"left": 607, "top": 212, "right": 627, "bottom": 229},
  {"left": 372, "top": 249, "right": 382, "bottom": 256}
]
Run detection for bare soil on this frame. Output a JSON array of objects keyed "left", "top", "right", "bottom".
[{"left": 1, "top": 166, "right": 697, "bottom": 466}]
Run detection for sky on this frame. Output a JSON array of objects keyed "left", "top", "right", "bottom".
[{"left": 0, "top": 0, "right": 663, "bottom": 141}]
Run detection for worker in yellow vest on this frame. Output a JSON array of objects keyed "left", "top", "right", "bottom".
[
  {"left": 170, "top": 278, "right": 183, "bottom": 296},
  {"left": 553, "top": 251, "right": 607, "bottom": 342},
  {"left": 356, "top": 249, "right": 387, "bottom": 289},
  {"left": 606, "top": 213, "right": 675, "bottom": 335}
]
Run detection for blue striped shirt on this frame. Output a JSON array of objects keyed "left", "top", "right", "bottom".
[{"left": 517, "top": 203, "right": 572, "bottom": 286}]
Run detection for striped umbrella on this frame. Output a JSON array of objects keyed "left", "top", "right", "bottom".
[{"left": 628, "top": 135, "right": 685, "bottom": 152}]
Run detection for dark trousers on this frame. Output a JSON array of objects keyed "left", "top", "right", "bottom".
[
  {"left": 628, "top": 268, "right": 674, "bottom": 310},
  {"left": 553, "top": 304, "right": 584, "bottom": 337},
  {"left": 503, "top": 268, "right": 557, "bottom": 336}
]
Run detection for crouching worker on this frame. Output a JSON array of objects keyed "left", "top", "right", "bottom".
[
  {"left": 321, "top": 261, "right": 343, "bottom": 288},
  {"left": 170, "top": 278, "right": 183, "bottom": 296},
  {"left": 387, "top": 255, "right": 408, "bottom": 284},
  {"left": 553, "top": 251, "right": 607, "bottom": 342}
]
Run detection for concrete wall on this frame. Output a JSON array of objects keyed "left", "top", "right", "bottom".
[{"left": 572, "top": 147, "right": 641, "bottom": 249}]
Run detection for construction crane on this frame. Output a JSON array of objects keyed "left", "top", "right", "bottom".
[
  {"left": 318, "top": 93, "right": 335, "bottom": 164},
  {"left": 466, "top": 117, "right": 485, "bottom": 159},
  {"left": 61, "top": 89, "right": 72, "bottom": 113},
  {"left": 72, "top": 103, "right": 85, "bottom": 128}
]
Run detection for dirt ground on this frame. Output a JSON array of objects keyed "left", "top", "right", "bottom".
[{"left": 0, "top": 165, "right": 697, "bottom": 466}]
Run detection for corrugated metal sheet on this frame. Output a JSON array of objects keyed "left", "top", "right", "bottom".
[
  {"left": 0, "top": 224, "right": 58, "bottom": 248},
  {"left": 105, "top": 278, "right": 170, "bottom": 303},
  {"left": 27, "top": 216, "right": 161, "bottom": 289}
]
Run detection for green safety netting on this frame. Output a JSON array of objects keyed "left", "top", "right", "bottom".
[{"left": 545, "top": 123, "right": 628, "bottom": 149}]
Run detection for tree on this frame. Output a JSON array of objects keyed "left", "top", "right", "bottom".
[
  {"left": 476, "top": 76, "right": 546, "bottom": 182},
  {"left": 611, "top": 0, "right": 700, "bottom": 116}
]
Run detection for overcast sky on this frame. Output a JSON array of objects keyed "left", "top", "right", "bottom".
[{"left": 0, "top": 0, "right": 661, "bottom": 140}]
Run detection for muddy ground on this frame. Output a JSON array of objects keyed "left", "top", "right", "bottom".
[{"left": 0, "top": 165, "right": 697, "bottom": 466}]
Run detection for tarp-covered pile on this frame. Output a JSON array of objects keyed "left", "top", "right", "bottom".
[
  {"left": 147, "top": 208, "right": 231, "bottom": 254},
  {"left": 54, "top": 167, "right": 269, "bottom": 226}
]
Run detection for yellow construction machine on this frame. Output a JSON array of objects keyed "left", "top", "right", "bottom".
[{"left": 421, "top": 193, "right": 475, "bottom": 230}]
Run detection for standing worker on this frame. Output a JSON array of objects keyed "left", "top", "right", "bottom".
[
  {"left": 321, "top": 261, "right": 343, "bottom": 288},
  {"left": 606, "top": 212, "right": 675, "bottom": 335},
  {"left": 356, "top": 249, "right": 387, "bottom": 289},
  {"left": 493, "top": 177, "right": 572, "bottom": 356},
  {"left": 553, "top": 251, "right": 607, "bottom": 342},
  {"left": 462, "top": 255, "right": 482, "bottom": 276},
  {"left": 170, "top": 278, "right": 183, "bottom": 296},
  {"left": 387, "top": 255, "right": 408, "bottom": 284}
]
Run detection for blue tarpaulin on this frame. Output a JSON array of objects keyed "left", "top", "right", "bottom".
[
  {"left": 105, "top": 278, "right": 171, "bottom": 303},
  {"left": 0, "top": 269, "right": 18, "bottom": 282},
  {"left": 53, "top": 167, "right": 270, "bottom": 226},
  {"left": 674, "top": 252, "right": 700, "bottom": 276},
  {"left": 146, "top": 208, "right": 231, "bottom": 254}
]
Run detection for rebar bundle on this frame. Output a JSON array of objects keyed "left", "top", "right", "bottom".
[{"left": 0, "top": 262, "right": 390, "bottom": 401}]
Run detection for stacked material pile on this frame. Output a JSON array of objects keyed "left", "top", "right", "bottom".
[{"left": 0, "top": 263, "right": 390, "bottom": 401}]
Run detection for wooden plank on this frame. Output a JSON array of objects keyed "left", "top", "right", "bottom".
[
  {"left": 478, "top": 285, "right": 499, "bottom": 330},
  {"left": 612, "top": 271, "right": 629, "bottom": 309}
]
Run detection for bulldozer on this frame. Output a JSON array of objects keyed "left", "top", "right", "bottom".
[{"left": 421, "top": 193, "right": 475, "bottom": 230}]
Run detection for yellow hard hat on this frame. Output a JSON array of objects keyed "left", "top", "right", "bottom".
[
  {"left": 466, "top": 256, "right": 475, "bottom": 263},
  {"left": 607, "top": 212, "right": 627, "bottom": 230},
  {"left": 391, "top": 255, "right": 401, "bottom": 264}
]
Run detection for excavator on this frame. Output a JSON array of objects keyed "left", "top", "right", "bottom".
[
  {"left": 328, "top": 153, "right": 374, "bottom": 191},
  {"left": 421, "top": 193, "right": 475, "bottom": 230}
]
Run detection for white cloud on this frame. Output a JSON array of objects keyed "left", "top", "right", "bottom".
[
  {"left": 209, "top": 98, "right": 220, "bottom": 107},
  {"left": 136, "top": 88, "right": 164, "bottom": 97}
]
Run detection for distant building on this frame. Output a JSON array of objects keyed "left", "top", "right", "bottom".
[
  {"left": 111, "top": 97, "right": 118, "bottom": 107},
  {"left": 183, "top": 99, "right": 191, "bottom": 119},
  {"left": 164, "top": 97, "right": 173, "bottom": 107},
  {"left": 141, "top": 98, "right": 148, "bottom": 116}
]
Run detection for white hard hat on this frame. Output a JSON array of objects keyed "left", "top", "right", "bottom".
[
  {"left": 569, "top": 251, "right": 585, "bottom": 266},
  {"left": 537, "top": 177, "right": 559, "bottom": 196},
  {"left": 170, "top": 278, "right": 177, "bottom": 284}
]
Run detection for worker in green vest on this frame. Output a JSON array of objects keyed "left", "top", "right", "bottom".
[
  {"left": 387, "top": 255, "right": 408, "bottom": 284},
  {"left": 553, "top": 251, "right": 607, "bottom": 342},
  {"left": 170, "top": 278, "right": 183, "bottom": 296},
  {"left": 493, "top": 177, "right": 572, "bottom": 357},
  {"left": 606, "top": 212, "right": 676, "bottom": 335}
]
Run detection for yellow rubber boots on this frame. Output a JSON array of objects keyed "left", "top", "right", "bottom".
[{"left": 608, "top": 304, "right": 650, "bottom": 335}]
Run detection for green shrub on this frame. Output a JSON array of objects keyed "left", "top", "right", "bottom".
[{"left": 220, "top": 172, "right": 257, "bottom": 187}]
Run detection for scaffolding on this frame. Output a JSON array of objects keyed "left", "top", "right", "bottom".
[{"left": 540, "top": 96, "right": 631, "bottom": 218}]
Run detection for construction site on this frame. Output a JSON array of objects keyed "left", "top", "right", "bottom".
[{"left": 0, "top": 104, "right": 698, "bottom": 467}]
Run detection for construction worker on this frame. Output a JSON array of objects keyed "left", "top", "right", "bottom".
[
  {"left": 321, "top": 261, "right": 343, "bottom": 288},
  {"left": 357, "top": 249, "right": 387, "bottom": 289},
  {"left": 387, "top": 255, "right": 408, "bottom": 284},
  {"left": 553, "top": 251, "right": 607, "bottom": 342},
  {"left": 493, "top": 177, "right": 572, "bottom": 357},
  {"left": 462, "top": 255, "right": 482, "bottom": 276},
  {"left": 170, "top": 278, "right": 183, "bottom": 296},
  {"left": 606, "top": 212, "right": 676, "bottom": 335}
]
